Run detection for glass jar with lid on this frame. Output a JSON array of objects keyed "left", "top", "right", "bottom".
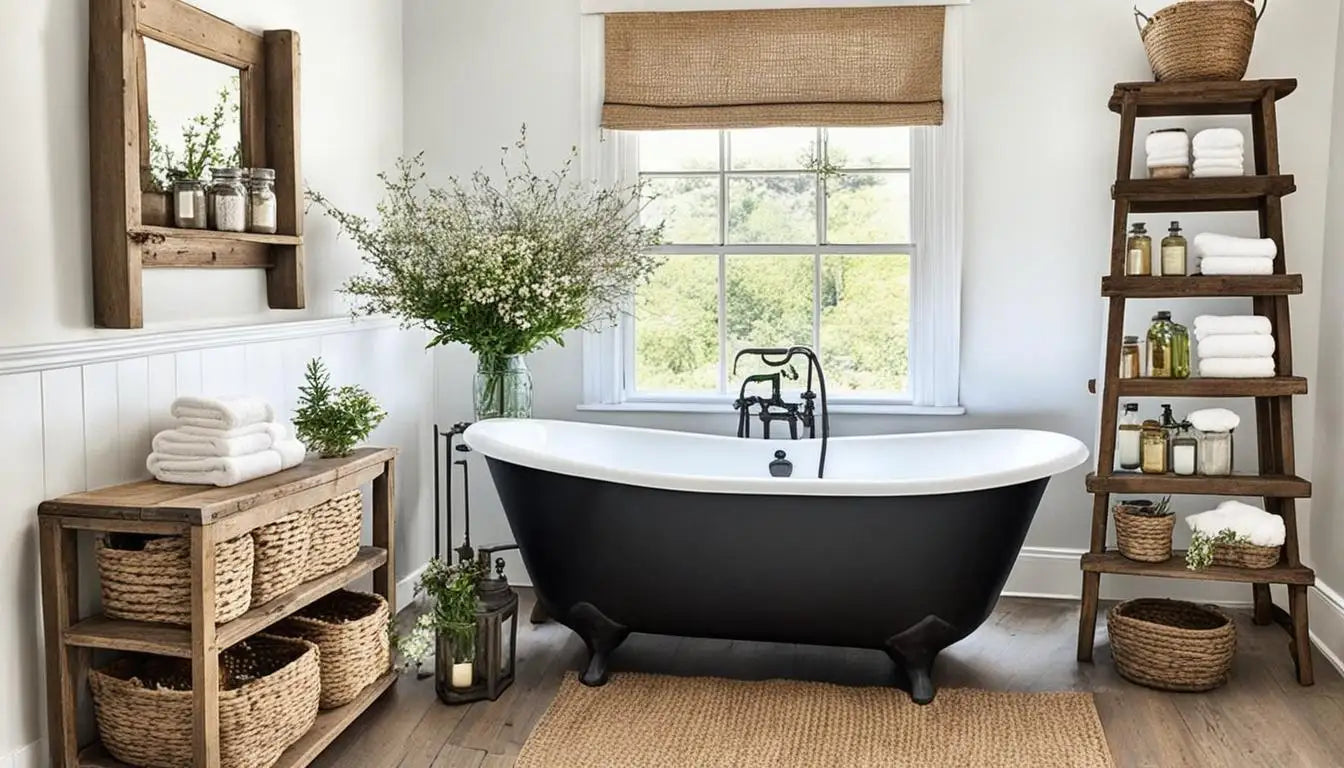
[
  {"left": 1147, "top": 311, "right": 1178, "bottom": 378},
  {"left": 1172, "top": 422, "right": 1198, "bottom": 476},
  {"left": 1199, "top": 429, "right": 1235, "bottom": 476},
  {"left": 249, "top": 168, "right": 278, "bottom": 234},
  {"left": 172, "top": 178, "right": 206, "bottom": 229},
  {"left": 1140, "top": 420, "right": 1169, "bottom": 474},
  {"left": 1120, "top": 336, "right": 1142, "bottom": 379},
  {"left": 210, "top": 169, "right": 246, "bottom": 232}
]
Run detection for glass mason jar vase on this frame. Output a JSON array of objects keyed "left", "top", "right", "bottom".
[
  {"left": 436, "top": 621, "right": 478, "bottom": 690},
  {"left": 473, "top": 354, "right": 532, "bottom": 420}
]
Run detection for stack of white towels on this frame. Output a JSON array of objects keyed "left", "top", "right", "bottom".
[
  {"left": 1145, "top": 129, "right": 1190, "bottom": 177},
  {"left": 147, "top": 396, "right": 306, "bottom": 487},
  {"left": 1193, "top": 315, "right": 1276, "bottom": 378},
  {"left": 1187, "top": 500, "right": 1286, "bottom": 549},
  {"left": 1192, "top": 128, "right": 1245, "bottom": 178},
  {"left": 1194, "top": 232, "right": 1277, "bottom": 276}
]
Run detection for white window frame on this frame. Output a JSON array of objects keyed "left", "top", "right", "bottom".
[{"left": 579, "top": 7, "right": 965, "bottom": 415}]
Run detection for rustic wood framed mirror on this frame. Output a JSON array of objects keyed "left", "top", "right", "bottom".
[{"left": 90, "top": 0, "right": 304, "bottom": 328}]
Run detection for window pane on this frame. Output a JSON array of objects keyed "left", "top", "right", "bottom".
[
  {"left": 820, "top": 254, "right": 910, "bottom": 393},
  {"left": 641, "top": 176, "right": 719, "bottom": 244},
  {"left": 638, "top": 130, "right": 719, "bottom": 172},
  {"left": 826, "top": 127, "right": 910, "bottom": 169},
  {"left": 727, "top": 175, "right": 817, "bottom": 244},
  {"left": 726, "top": 254, "right": 814, "bottom": 386},
  {"left": 635, "top": 255, "right": 720, "bottom": 392},
  {"left": 729, "top": 128, "right": 816, "bottom": 170},
  {"left": 826, "top": 172, "right": 910, "bottom": 244}
]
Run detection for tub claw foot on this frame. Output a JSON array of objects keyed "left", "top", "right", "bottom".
[
  {"left": 566, "top": 602, "right": 629, "bottom": 687},
  {"left": 886, "top": 614, "right": 958, "bottom": 706}
]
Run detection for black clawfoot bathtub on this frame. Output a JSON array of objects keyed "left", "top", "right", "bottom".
[{"left": 464, "top": 420, "right": 1088, "bottom": 704}]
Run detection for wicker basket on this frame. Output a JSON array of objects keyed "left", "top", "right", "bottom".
[
  {"left": 1136, "top": 1, "right": 1265, "bottom": 82},
  {"left": 1114, "top": 506, "right": 1175, "bottom": 563},
  {"left": 1213, "top": 540, "right": 1280, "bottom": 569},
  {"left": 251, "top": 510, "right": 313, "bottom": 604},
  {"left": 97, "top": 533, "right": 253, "bottom": 625},
  {"left": 305, "top": 489, "right": 363, "bottom": 579},
  {"left": 90, "top": 634, "right": 320, "bottom": 768},
  {"left": 272, "top": 589, "right": 391, "bottom": 708},
  {"left": 1108, "top": 598, "right": 1236, "bottom": 691}
]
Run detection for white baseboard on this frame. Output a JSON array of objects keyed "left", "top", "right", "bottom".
[
  {"left": 2, "top": 738, "right": 46, "bottom": 768},
  {"left": 396, "top": 562, "right": 428, "bottom": 614},
  {"left": 1309, "top": 580, "right": 1344, "bottom": 677}
]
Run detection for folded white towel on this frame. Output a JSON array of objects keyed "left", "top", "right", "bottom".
[
  {"left": 178, "top": 422, "right": 282, "bottom": 439},
  {"left": 1193, "top": 128, "right": 1244, "bottom": 152},
  {"left": 1193, "top": 233, "right": 1276, "bottom": 259},
  {"left": 1192, "top": 149, "right": 1244, "bottom": 163},
  {"left": 1146, "top": 154, "right": 1190, "bottom": 168},
  {"left": 1194, "top": 314, "right": 1272, "bottom": 338},
  {"left": 1192, "top": 166, "right": 1245, "bottom": 178},
  {"left": 171, "top": 396, "right": 275, "bottom": 430},
  {"left": 1187, "top": 501, "right": 1285, "bottom": 548},
  {"left": 1199, "top": 357, "right": 1276, "bottom": 378},
  {"left": 1199, "top": 256, "right": 1274, "bottom": 275},
  {"left": 1188, "top": 407, "right": 1241, "bottom": 433},
  {"left": 1145, "top": 130, "right": 1189, "bottom": 156},
  {"left": 1193, "top": 157, "right": 1244, "bottom": 169},
  {"left": 1198, "top": 334, "right": 1276, "bottom": 359},
  {"left": 153, "top": 429, "right": 274, "bottom": 458},
  {"left": 146, "top": 438, "right": 306, "bottom": 487}
]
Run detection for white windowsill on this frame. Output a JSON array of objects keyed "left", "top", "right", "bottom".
[{"left": 577, "top": 401, "right": 966, "bottom": 416}]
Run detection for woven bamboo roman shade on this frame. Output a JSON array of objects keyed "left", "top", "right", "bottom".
[{"left": 601, "top": 7, "right": 945, "bottom": 130}]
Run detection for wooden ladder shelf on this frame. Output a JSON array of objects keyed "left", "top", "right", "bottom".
[{"left": 1076, "top": 78, "right": 1315, "bottom": 686}]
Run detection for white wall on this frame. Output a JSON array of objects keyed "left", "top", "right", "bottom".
[
  {"left": 1, "top": 0, "right": 404, "bottom": 344},
  {"left": 408, "top": 0, "right": 1341, "bottom": 602}
]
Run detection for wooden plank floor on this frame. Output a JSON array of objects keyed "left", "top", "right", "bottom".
[{"left": 310, "top": 589, "right": 1344, "bottom": 768}]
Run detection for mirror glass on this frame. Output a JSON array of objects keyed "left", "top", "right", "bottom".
[{"left": 143, "top": 38, "right": 242, "bottom": 190}]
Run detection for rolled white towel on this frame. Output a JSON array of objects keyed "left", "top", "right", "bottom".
[
  {"left": 171, "top": 396, "right": 275, "bottom": 430},
  {"left": 147, "top": 450, "right": 283, "bottom": 487},
  {"left": 1193, "top": 314, "right": 1272, "bottom": 338},
  {"left": 1187, "top": 501, "right": 1285, "bottom": 548},
  {"left": 1191, "top": 148, "right": 1244, "bottom": 162},
  {"left": 1199, "top": 256, "right": 1274, "bottom": 275},
  {"left": 1193, "top": 233, "right": 1276, "bottom": 259},
  {"left": 1192, "top": 128, "right": 1244, "bottom": 152},
  {"left": 1192, "top": 157, "right": 1244, "bottom": 170},
  {"left": 1145, "top": 130, "right": 1189, "bottom": 156},
  {"left": 1197, "top": 334, "right": 1276, "bottom": 359},
  {"left": 1199, "top": 357, "right": 1276, "bottom": 378},
  {"left": 1192, "top": 166, "right": 1245, "bottom": 178},
  {"left": 151, "top": 422, "right": 289, "bottom": 457},
  {"left": 1188, "top": 407, "right": 1241, "bottom": 433}
]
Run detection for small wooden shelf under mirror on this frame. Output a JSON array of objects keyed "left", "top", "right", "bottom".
[{"left": 90, "top": 0, "right": 304, "bottom": 328}]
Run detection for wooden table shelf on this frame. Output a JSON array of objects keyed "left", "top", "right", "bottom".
[
  {"left": 1112, "top": 175, "right": 1296, "bottom": 213},
  {"left": 131, "top": 226, "right": 305, "bottom": 270},
  {"left": 1109, "top": 78, "right": 1297, "bottom": 117},
  {"left": 39, "top": 447, "right": 399, "bottom": 768},
  {"left": 1100, "top": 274, "right": 1303, "bottom": 297},
  {"left": 1114, "top": 376, "right": 1307, "bottom": 397},
  {"left": 1086, "top": 471, "right": 1310, "bottom": 498},
  {"left": 1081, "top": 551, "right": 1314, "bottom": 586}
]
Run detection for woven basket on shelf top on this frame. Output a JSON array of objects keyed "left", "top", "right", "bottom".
[
  {"left": 96, "top": 532, "right": 253, "bottom": 625},
  {"left": 89, "top": 634, "right": 320, "bottom": 768},
  {"left": 1136, "top": 0, "right": 1265, "bottom": 82},
  {"left": 305, "top": 489, "right": 364, "bottom": 580},
  {"left": 272, "top": 589, "right": 391, "bottom": 708},
  {"left": 1114, "top": 506, "right": 1174, "bottom": 563},
  {"left": 251, "top": 509, "right": 313, "bottom": 604},
  {"left": 1107, "top": 598, "right": 1236, "bottom": 692},
  {"left": 1213, "top": 540, "right": 1280, "bottom": 569}
]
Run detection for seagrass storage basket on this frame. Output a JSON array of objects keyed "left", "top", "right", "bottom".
[
  {"left": 1136, "top": 1, "right": 1263, "bottom": 82},
  {"left": 1108, "top": 598, "right": 1236, "bottom": 691},
  {"left": 251, "top": 510, "right": 312, "bottom": 604},
  {"left": 89, "top": 634, "right": 320, "bottom": 768},
  {"left": 272, "top": 589, "right": 391, "bottom": 708},
  {"left": 1213, "top": 540, "right": 1280, "bottom": 569},
  {"left": 1114, "top": 505, "right": 1174, "bottom": 563},
  {"left": 305, "top": 489, "right": 363, "bottom": 579},
  {"left": 96, "top": 532, "right": 253, "bottom": 625}
]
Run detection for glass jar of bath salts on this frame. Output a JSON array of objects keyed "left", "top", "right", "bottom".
[
  {"left": 1140, "top": 420, "right": 1169, "bottom": 474},
  {"left": 211, "top": 171, "right": 247, "bottom": 232},
  {"left": 249, "top": 168, "right": 278, "bottom": 234},
  {"left": 1199, "top": 429, "right": 1234, "bottom": 476},
  {"left": 172, "top": 178, "right": 206, "bottom": 229}
]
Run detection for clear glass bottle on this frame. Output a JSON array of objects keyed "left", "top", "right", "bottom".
[
  {"left": 1147, "top": 310, "right": 1177, "bottom": 378},
  {"left": 172, "top": 178, "right": 206, "bottom": 229},
  {"left": 1199, "top": 429, "right": 1235, "bottom": 476},
  {"left": 1120, "top": 336, "right": 1142, "bottom": 379},
  {"left": 1140, "top": 419, "right": 1169, "bottom": 474},
  {"left": 248, "top": 168, "right": 278, "bottom": 234},
  {"left": 211, "top": 169, "right": 246, "bottom": 232},
  {"left": 1172, "top": 421, "right": 1198, "bottom": 476},
  {"left": 1126, "top": 222, "right": 1152, "bottom": 276},
  {"left": 1118, "top": 403, "right": 1142, "bottom": 471},
  {"left": 1161, "top": 221, "right": 1187, "bottom": 276},
  {"left": 1171, "top": 320, "right": 1191, "bottom": 379}
]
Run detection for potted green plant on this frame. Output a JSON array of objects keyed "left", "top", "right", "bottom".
[
  {"left": 308, "top": 126, "right": 664, "bottom": 420},
  {"left": 292, "top": 358, "right": 386, "bottom": 458},
  {"left": 392, "top": 558, "right": 484, "bottom": 692}
]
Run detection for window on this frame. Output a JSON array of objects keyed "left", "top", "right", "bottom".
[{"left": 632, "top": 127, "right": 913, "bottom": 397}]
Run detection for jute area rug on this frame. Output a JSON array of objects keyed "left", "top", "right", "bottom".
[{"left": 517, "top": 673, "right": 1114, "bottom": 768}]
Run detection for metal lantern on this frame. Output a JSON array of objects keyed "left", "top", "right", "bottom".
[{"left": 436, "top": 547, "right": 519, "bottom": 704}]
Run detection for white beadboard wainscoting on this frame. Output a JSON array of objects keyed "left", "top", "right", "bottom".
[{"left": 0, "top": 318, "right": 436, "bottom": 764}]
